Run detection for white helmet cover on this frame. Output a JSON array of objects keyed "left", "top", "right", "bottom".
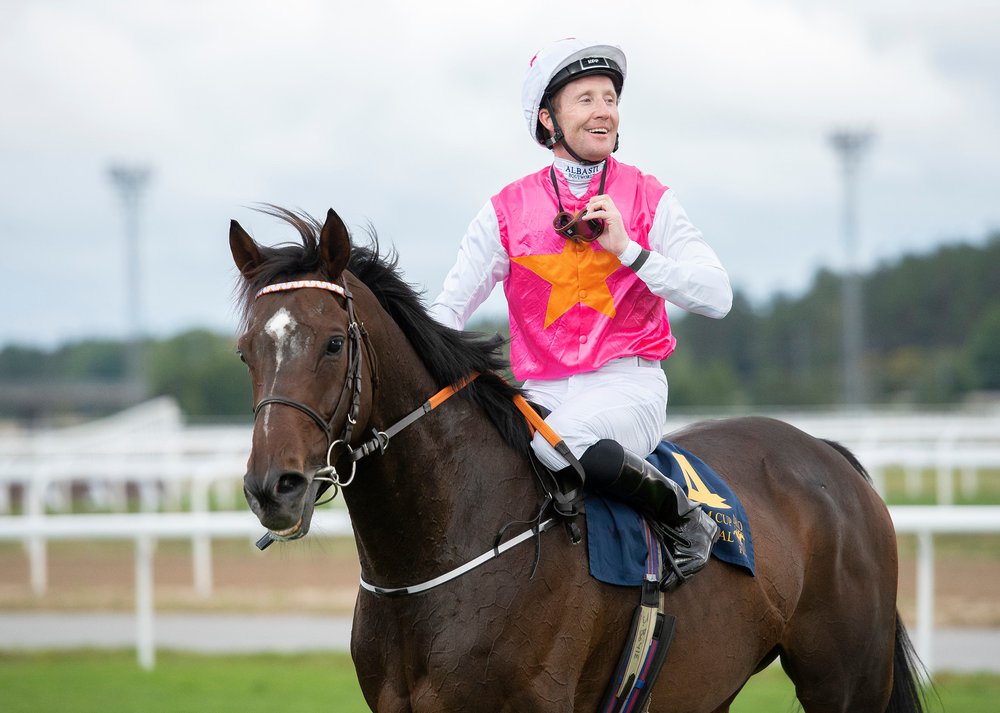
[{"left": 522, "top": 38, "right": 628, "bottom": 146}]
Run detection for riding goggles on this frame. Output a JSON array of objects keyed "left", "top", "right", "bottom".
[
  {"left": 552, "top": 210, "right": 605, "bottom": 242},
  {"left": 549, "top": 161, "right": 609, "bottom": 244}
]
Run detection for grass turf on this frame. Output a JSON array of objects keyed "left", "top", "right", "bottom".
[{"left": 1, "top": 650, "right": 997, "bottom": 712}]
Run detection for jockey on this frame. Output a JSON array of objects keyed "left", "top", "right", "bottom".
[{"left": 430, "top": 38, "right": 733, "bottom": 584}]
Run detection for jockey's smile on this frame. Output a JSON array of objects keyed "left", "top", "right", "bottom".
[{"left": 540, "top": 74, "right": 620, "bottom": 164}]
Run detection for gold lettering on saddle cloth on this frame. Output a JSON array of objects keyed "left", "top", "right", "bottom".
[
  {"left": 733, "top": 527, "right": 747, "bottom": 556},
  {"left": 708, "top": 511, "right": 749, "bottom": 557},
  {"left": 671, "top": 452, "right": 730, "bottom": 510}
]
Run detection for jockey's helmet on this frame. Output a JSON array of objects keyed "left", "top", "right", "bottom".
[{"left": 522, "top": 38, "right": 627, "bottom": 148}]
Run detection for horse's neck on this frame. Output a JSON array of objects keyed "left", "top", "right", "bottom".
[{"left": 342, "top": 334, "right": 537, "bottom": 587}]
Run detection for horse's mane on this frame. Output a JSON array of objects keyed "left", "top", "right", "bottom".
[{"left": 235, "top": 206, "right": 531, "bottom": 457}]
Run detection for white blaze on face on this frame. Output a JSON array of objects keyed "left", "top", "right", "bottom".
[
  {"left": 262, "top": 307, "right": 299, "bottom": 433},
  {"left": 265, "top": 308, "right": 296, "bottom": 368}
]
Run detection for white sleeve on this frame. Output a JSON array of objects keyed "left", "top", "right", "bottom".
[
  {"left": 616, "top": 189, "right": 732, "bottom": 319},
  {"left": 428, "top": 201, "right": 509, "bottom": 329}
]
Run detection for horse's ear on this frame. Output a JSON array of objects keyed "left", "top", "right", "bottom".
[
  {"left": 230, "top": 219, "right": 262, "bottom": 278},
  {"left": 319, "top": 208, "right": 351, "bottom": 279}
]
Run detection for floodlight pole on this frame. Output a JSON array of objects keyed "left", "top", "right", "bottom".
[
  {"left": 108, "top": 164, "right": 152, "bottom": 402},
  {"left": 829, "top": 130, "right": 873, "bottom": 408}
]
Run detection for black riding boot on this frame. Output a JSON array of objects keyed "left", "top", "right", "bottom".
[{"left": 580, "top": 439, "right": 720, "bottom": 588}]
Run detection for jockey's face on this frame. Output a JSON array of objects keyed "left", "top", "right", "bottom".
[{"left": 540, "top": 74, "right": 620, "bottom": 163}]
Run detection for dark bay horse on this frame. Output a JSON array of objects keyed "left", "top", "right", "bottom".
[{"left": 230, "top": 207, "right": 924, "bottom": 713}]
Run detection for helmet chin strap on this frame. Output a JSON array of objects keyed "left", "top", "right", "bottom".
[{"left": 542, "top": 96, "right": 620, "bottom": 166}]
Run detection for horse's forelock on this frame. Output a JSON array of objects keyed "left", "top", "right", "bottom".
[{"left": 233, "top": 206, "right": 325, "bottom": 329}]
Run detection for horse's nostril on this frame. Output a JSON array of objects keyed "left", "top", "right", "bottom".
[{"left": 276, "top": 472, "right": 306, "bottom": 496}]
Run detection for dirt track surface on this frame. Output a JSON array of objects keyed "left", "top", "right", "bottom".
[{"left": 1, "top": 534, "right": 999, "bottom": 628}]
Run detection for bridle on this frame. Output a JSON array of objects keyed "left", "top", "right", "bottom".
[
  {"left": 251, "top": 279, "right": 376, "bottom": 505},
  {"left": 249, "top": 278, "right": 481, "bottom": 553},
  {"left": 248, "top": 278, "right": 579, "bottom": 594}
]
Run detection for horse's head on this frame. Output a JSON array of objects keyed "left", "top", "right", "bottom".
[{"left": 230, "top": 208, "right": 369, "bottom": 541}]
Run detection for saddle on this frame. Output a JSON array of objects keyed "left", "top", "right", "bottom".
[{"left": 514, "top": 403, "right": 755, "bottom": 712}]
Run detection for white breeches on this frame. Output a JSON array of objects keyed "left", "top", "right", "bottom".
[{"left": 522, "top": 356, "right": 668, "bottom": 471}]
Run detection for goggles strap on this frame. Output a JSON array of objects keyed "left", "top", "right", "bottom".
[{"left": 549, "top": 166, "right": 566, "bottom": 214}]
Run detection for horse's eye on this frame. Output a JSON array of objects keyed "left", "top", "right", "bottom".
[
  {"left": 237, "top": 349, "right": 248, "bottom": 364},
  {"left": 326, "top": 336, "right": 345, "bottom": 355}
]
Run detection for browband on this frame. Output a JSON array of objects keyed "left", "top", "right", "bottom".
[{"left": 255, "top": 280, "right": 346, "bottom": 299}]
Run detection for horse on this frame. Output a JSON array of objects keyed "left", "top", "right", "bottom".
[{"left": 229, "top": 206, "right": 925, "bottom": 713}]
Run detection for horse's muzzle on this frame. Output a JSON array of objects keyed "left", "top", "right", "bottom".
[{"left": 244, "top": 469, "right": 313, "bottom": 533}]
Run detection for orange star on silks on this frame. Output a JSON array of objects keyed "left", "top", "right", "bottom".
[{"left": 511, "top": 241, "right": 622, "bottom": 328}]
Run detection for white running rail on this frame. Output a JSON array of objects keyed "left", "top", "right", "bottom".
[{"left": 0, "top": 506, "right": 997, "bottom": 674}]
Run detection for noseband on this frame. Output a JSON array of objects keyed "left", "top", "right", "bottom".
[{"left": 252, "top": 279, "right": 376, "bottom": 496}]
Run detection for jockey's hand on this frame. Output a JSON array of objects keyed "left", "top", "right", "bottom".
[{"left": 583, "top": 194, "right": 630, "bottom": 257}]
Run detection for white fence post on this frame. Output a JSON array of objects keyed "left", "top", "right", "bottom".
[
  {"left": 27, "top": 458, "right": 47, "bottom": 596},
  {"left": 192, "top": 533, "right": 213, "bottom": 598},
  {"left": 915, "top": 530, "right": 934, "bottom": 677},
  {"left": 135, "top": 534, "right": 156, "bottom": 670},
  {"left": 190, "top": 478, "right": 213, "bottom": 597}
]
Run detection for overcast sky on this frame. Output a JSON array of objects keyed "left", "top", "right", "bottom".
[{"left": 2, "top": 0, "right": 998, "bottom": 348}]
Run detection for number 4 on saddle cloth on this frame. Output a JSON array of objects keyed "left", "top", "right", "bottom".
[{"left": 586, "top": 441, "right": 756, "bottom": 587}]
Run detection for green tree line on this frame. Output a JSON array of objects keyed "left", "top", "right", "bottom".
[
  {"left": 668, "top": 232, "right": 1000, "bottom": 407},
  {"left": 1, "top": 233, "right": 997, "bottom": 417}
]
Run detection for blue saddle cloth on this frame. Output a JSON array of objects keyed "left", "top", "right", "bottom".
[{"left": 585, "top": 441, "right": 755, "bottom": 586}]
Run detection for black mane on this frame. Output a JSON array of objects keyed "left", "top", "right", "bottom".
[{"left": 235, "top": 206, "right": 530, "bottom": 457}]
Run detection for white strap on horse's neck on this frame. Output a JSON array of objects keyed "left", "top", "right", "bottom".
[{"left": 359, "top": 518, "right": 558, "bottom": 598}]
